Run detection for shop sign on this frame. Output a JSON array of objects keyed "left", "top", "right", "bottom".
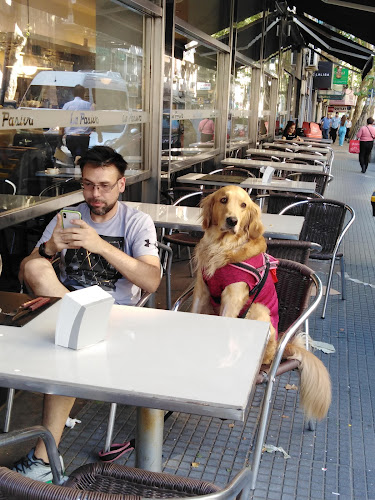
[
  {"left": 313, "top": 61, "right": 333, "bottom": 90},
  {"left": 328, "top": 106, "right": 351, "bottom": 113},
  {"left": 197, "top": 82, "right": 211, "bottom": 91},
  {"left": 333, "top": 66, "right": 349, "bottom": 85}
]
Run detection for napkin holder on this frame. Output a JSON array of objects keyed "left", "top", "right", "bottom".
[
  {"left": 55, "top": 286, "right": 114, "bottom": 349},
  {"left": 261, "top": 166, "right": 275, "bottom": 184}
]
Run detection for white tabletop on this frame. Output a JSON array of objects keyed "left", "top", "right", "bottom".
[
  {"left": 126, "top": 201, "right": 304, "bottom": 240},
  {"left": 176, "top": 172, "right": 316, "bottom": 194},
  {"left": 0, "top": 302, "right": 269, "bottom": 421},
  {"left": 221, "top": 157, "right": 323, "bottom": 173},
  {"left": 246, "top": 148, "right": 328, "bottom": 162}
]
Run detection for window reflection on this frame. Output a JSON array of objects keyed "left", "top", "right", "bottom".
[{"left": 0, "top": 0, "right": 146, "bottom": 197}]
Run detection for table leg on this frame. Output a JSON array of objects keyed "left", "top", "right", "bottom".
[{"left": 136, "top": 407, "right": 164, "bottom": 471}]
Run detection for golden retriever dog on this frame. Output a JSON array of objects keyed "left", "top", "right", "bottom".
[{"left": 192, "top": 185, "right": 331, "bottom": 420}]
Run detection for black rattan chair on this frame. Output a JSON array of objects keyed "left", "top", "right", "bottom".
[
  {"left": 279, "top": 198, "right": 355, "bottom": 318},
  {"left": 266, "top": 239, "right": 321, "bottom": 265},
  {"left": 0, "top": 427, "right": 251, "bottom": 500},
  {"left": 172, "top": 259, "right": 323, "bottom": 490},
  {"left": 163, "top": 190, "right": 214, "bottom": 277},
  {"left": 254, "top": 192, "right": 322, "bottom": 215},
  {"left": 286, "top": 171, "right": 333, "bottom": 196}
]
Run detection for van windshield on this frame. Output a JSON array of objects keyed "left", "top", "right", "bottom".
[{"left": 20, "top": 85, "right": 128, "bottom": 110}]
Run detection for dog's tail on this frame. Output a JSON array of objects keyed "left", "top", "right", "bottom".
[{"left": 283, "top": 336, "right": 331, "bottom": 420}]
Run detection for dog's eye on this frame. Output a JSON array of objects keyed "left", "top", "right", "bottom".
[
  {"left": 241, "top": 202, "right": 246, "bottom": 208},
  {"left": 220, "top": 197, "right": 227, "bottom": 204}
]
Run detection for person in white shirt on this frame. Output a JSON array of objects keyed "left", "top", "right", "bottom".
[{"left": 60, "top": 84, "right": 92, "bottom": 162}]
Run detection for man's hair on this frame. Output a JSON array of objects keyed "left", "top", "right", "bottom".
[
  {"left": 367, "top": 117, "right": 374, "bottom": 125},
  {"left": 78, "top": 146, "right": 128, "bottom": 176},
  {"left": 73, "top": 85, "right": 85, "bottom": 99}
]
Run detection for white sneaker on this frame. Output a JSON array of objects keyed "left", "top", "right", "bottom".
[{"left": 12, "top": 448, "right": 64, "bottom": 483}]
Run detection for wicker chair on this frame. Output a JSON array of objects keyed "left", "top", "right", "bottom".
[
  {"left": 163, "top": 190, "right": 214, "bottom": 277},
  {"left": 172, "top": 259, "right": 323, "bottom": 490},
  {"left": 254, "top": 192, "right": 322, "bottom": 215},
  {"left": 279, "top": 198, "right": 355, "bottom": 318},
  {"left": 286, "top": 171, "right": 333, "bottom": 196},
  {"left": 266, "top": 239, "right": 321, "bottom": 265},
  {"left": 0, "top": 427, "right": 251, "bottom": 500}
]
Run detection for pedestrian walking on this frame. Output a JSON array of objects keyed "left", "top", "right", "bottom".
[
  {"left": 338, "top": 115, "right": 347, "bottom": 146},
  {"left": 330, "top": 112, "right": 340, "bottom": 143},
  {"left": 345, "top": 116, "right": 352, "bottom": 141},
  {"left": 356, "top": 117, "right": 375, "bottom": 173},
  {"left": 320, "top": 113, "right": 332, "bottom": 140}
]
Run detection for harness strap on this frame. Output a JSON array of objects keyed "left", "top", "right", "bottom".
[{"left": 231, "top": 255, "right": 271, "bottom": 319}]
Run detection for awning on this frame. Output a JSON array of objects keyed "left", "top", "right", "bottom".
[
  {"left": 293, "top": 13, "right": 374, "bottom": 75},
  {"left": 293, "top": 0, "right": 375, "bottom": 47},
  {"left": 234, "top": 1, "right": 374, "bottom": 76}
]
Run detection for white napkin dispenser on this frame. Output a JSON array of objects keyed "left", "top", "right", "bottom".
[{"left": 55, "top": 285, "right": 114, "bottom": 349}]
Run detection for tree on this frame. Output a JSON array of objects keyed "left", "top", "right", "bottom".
[{"left": 349, "top": 59, "right": 375, "bottom": 139}]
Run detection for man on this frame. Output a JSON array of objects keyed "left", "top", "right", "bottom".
[
  {"left": 330, "top": 112, "right": 340, "bottom": 143},
  {"left": 61, "top": 84, "right": 92, "bottom": 162},
  {"left": 13, "top": 146, "right": 161, "bottom": 482},
  {"left": 346, "top": 116, "right": 352, "bottom": 141},
  {"left": 320, "top": 113, "right": 332, "bottom": 140}
]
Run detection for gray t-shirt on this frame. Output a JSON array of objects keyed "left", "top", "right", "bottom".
[{"left": 37, "top": 202, "right": 159, "bottom": 305}]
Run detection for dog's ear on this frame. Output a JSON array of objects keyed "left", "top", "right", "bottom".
[
  {"left": 200, "top": 192, "right": 215, "bottom": 229},
  {"left": 245, "top": 201, "right": 264, "bottom": 240}
]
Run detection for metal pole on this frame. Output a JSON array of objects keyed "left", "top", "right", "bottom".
[{"left": 136, "top": 407, "right": 164, "bottom": 471}]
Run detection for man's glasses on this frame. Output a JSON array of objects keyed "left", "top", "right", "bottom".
[{"left": 80, "top": 178, "right": 121, "bottom": 193}]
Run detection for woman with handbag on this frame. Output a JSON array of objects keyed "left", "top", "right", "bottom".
[{"left": 357, "top": 117, "right": 375, "bottom": 173}]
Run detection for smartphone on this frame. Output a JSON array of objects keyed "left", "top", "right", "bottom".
[{"left": 61, "top": 209, "right": 81, "bottom": 229}]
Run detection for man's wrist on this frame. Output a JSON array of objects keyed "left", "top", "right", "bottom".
[{"left": 39, "top": 241, "right": 57, "bottom": 260}]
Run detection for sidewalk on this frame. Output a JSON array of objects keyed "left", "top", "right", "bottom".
[{"left": 1, "top": 143, "right": 375, "bottom": 499}]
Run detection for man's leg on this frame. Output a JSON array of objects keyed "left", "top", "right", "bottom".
[
  {"left": 34, "top": 395, "right": 75, "bottom": 463},
  {"left": 22, "top": 258, "right": 75, "bottom": 462}
]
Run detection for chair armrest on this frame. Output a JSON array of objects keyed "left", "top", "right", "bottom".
[
  {"left": 172, "top": 284, "right": 194, "bottom": 312},
  {"left": 0, "top": 426, "right": 64, "bottom": 485}
]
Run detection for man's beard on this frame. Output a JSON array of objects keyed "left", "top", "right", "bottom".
[{"left": 86, "top": 198, "right": 117, "bottom": 216}]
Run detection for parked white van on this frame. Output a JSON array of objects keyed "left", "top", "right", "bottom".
[
  {"left": 17, "top": 70, "right": 141, "bottom": 159},
  {"left": 20, "top": 70, "right": 129, "bottom": 111}
]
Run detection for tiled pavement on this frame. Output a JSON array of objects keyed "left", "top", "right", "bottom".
[{"left": 1, "top": 143, "right": 375, "bottom": 499}]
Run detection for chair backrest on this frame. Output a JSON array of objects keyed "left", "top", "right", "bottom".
[
  {"left": 275, "top": 258, "right": 320, "bottom": 335},
  {"left": 137, "top": 241, "right": 173, "bottom": 310},
  {"left": 172, "top": 189, "right": 215, "bottom": 207},
  {"left": 286, "top": 172, "right": 332, "bottom": 196},
  {"left": 254, "top": 192, "right": 320, "bottom": 215},
  {"left": 0, "top": 179, "right": 16, "bottom": 195},
  {"left": 266, "top": 239, "right": 321, "bottom": 265},
  {"left": 209, "top": 167, "right": 255, "bottom": 178},
  {"left": 172, "top": 259, "right": 321, "bottom": 338},
  {"left": 279, "top": 198, "right": 355, "bottom": 255}
]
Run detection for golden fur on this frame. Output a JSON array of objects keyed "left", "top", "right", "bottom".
[{"left": 192, "top": 185, "right": 331, "bottom": 420}]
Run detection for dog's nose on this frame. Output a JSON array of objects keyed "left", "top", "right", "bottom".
[{"left": 226, "top": 216, "right": 238, "bottom": 227}]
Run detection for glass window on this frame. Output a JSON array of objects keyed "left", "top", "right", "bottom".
[
  {"left": 0, "top": 0, "right": 147, "bottom": 198},
  {"left": 258, "top": 74, "right": 272, "bottom": 137},
  {"left": 228, "top": 64, "right": 251, "bottom": 144},
  {"left": 162, "top": 36, "right": 219, "bottom": 184}
]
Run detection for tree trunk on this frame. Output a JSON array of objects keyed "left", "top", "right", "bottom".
[{"left": 349, "top": 60, "right": 375, "bottom": 140}]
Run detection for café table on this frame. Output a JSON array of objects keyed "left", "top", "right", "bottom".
[
  {"left": 263, "top": 142, "right": 330, "bottom": 154},
  {"left": 246, "top": 148, "right": 328, "bottom": 164},
  {"left": 126, "top": 201, "right": 305, "bottom": 240},
  {"left": 221, "top": 157, "right": 324, "bottom": 173},
  {"left": 0, "top": 299, "right": 270, "bottom": 472},
  {"left": 0, "top": 191, "right": 84, "bottom": 230},
  {"left": 176, "top": 172, "right": 317, "bottom": 195},
  {"left": 297, "top": 137, "right": 332, "bottom": 144},
  {"left": 273, "top": 139, "right": 331, "bottom": 150}
]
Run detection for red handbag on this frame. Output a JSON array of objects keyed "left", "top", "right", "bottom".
[{"left": 349, "top": 139, "right": 360, "bottom": 154}]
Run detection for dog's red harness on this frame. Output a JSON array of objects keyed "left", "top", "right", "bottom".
[{"left": 203, "top": 253, "right": 279, "bottom": 335}]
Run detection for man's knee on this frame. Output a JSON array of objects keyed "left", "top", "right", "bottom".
[{"left": 23, "top": 257, "right": 56, "bottom": 285}]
